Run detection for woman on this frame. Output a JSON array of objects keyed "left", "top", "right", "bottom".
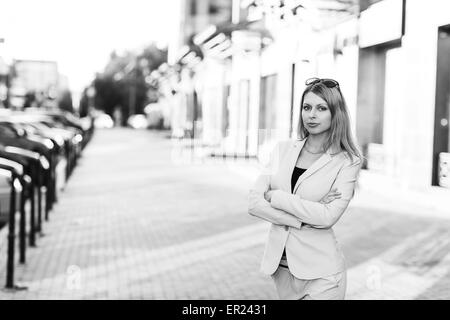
[{"left": 248, "top": 77, "right": 362, "bottom": 300}]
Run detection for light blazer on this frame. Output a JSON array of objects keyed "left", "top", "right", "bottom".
[{"left": 248, "top": 138, "right": 361, "bottom": 279}]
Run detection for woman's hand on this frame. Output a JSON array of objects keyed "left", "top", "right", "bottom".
[
  {"left": 319, "top": 188, "right": 341, "bottom": 204},
  {"left": 264, "top": 190, "right": 275, "bottom": 202}
]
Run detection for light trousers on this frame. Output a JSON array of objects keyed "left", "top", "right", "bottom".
[{"left": 271, "top": 257, "right": 347, "bottom": 300}]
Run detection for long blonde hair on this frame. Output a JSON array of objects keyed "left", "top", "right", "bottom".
[{"left": 297, "top": 81, "right": 362, "bottom": 162}]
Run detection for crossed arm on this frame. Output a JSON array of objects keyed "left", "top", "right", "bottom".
[
  {"left": 268, "top": 159, "right": 361, "bottom": 229},
  {"left": 248, "top": 172, "right": 303, "bottom": 229},
  {"left": 248, "top": 156, "right": 361, "bottom": 230}
]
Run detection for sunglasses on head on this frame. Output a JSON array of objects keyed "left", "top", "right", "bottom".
[{"left": 305, "top": 77, "right": 340, "bottom": 88}]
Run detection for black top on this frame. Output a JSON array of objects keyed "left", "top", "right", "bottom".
[
  {"left": 281, "top": 166, "right": 308, "bottom": 263},
  {"left": 291, "top": 166, "right": 307, "bottom": 193}
]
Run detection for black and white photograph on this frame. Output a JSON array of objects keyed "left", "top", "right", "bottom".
[{"left": 0, "top": 0, "right": 450, "bottom": 304}]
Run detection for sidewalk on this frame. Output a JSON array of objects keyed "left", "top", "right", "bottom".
[
  {"left": 0, "top": 129, "right": 277, "bottom": 299},
  {"left": 224, "top": 157, "right": 450, "bottom": 300},
  {"left": 0, "top": 131, "right": 449, "bottom": 300}
]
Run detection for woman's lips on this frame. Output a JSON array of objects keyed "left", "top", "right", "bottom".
[{"left": 307, "top": 123, "right": 320, "bottom": 127}]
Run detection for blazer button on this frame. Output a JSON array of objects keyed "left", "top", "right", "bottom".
[{"left": 284, "top": 226, "right": 289, "bottom": 231}]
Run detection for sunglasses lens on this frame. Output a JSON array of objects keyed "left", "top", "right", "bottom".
[
  {"left": 322, "top": 80, "right": 338, "bottom": 88},
  {"left": 305, "top": 78, "right": 339, "bottom": 88},
  {"left": 305, "top": 78, "right": 319, "bottom": 86}
]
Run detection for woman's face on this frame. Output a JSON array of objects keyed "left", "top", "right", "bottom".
[{"left": 301, "top": 92, "right": 332, "bottom": 136}]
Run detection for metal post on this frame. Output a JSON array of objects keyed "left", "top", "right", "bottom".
[
  {"left": 29, "top": 181, "right": 36, "bottom": 247},
  {"left": 45, "top": 161, "right": 52, "bottom": 220},
  {"left": 37, "top": 181, "right": 42, "bottom": 234},
  {"left": 48, "top": 154, "right": 55, "bottom": 211},
  {"left": 47, "top": 161, "right": 52, "bottom": 212},
  {"left": 51, "top": 152, "right": 57, "bottom": 206},
  {"left": 46, "top": 165, "right": 54, "bottom": 221},
  {"left": 42, "top": 186, "right": 48, "bottom": 224},
  {"left": 5, "top": 175, "right": 16, "bottom": 288},
  {"left": 19, "top": 184, "right": 26, "bottom": 263}
]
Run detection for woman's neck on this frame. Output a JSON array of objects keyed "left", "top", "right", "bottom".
[{"left": 305, "top": 133, "right": 329, "bottom": 151}]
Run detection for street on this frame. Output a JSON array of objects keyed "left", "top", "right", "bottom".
[{"left": 0, "top": 128, "right": 449, "bottom": 299}]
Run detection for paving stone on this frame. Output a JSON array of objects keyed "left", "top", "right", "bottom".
[{"left": 0, "top": 128, "right": 449, "bottom": 300}]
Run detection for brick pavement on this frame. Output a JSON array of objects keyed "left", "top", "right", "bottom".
[{"left": 0, "top": 129, "right": 449, "bottom": 299}]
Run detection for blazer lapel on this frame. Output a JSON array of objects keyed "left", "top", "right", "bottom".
[{"left": 292, "top": 148, "right": 333, "bottom": 194}]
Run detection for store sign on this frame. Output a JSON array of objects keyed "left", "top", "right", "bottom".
[{"left": 359, "top": 0, "right": 403, "bottom": 48}]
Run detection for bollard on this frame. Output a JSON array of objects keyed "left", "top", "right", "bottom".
[
  {"left": 38, "top": 157, "right": 50, "bottom": 234},
  {"left": 36, "top": 155, "right": 49, "bottom": 239},
  {"left": 43, "top": 170, "right": 49, "bottom": 223},
  {"left": 19, "top": 175, "right": 31, "bottom": 264},
  {"left": 19, "top": 182, "right": 26, "bottom": 263},
  {"left": 6, "top": 174, "right": 17, "bottom": 288},
  {"left": 2, "top": 147, "right": 41, "bottom": 247},
  {"left": 0, "top": 153, "right": 30, "bottom": 261},
  {"left": 0, "top": 161, "right": 27, "bottom": 291},
  {"left": 2, "top": 146, "right": 42, "bottom": 247},
  {"left": 0, "top": 170, "right": 26, "bottom": 291},
  {"left": 37, "top": 183, "right": 42, "bottom": 234},
  {"left": 29, "top": 171, "right": 37, "bottom": 247},
  {"left": 45, "top": 175, "right": 50, "bottom": 221}
]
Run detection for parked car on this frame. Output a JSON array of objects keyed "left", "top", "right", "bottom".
[
  {"left": 127, "top": 114, "right": 148, "bottom": 129},
  {"left": 94, "top": 112, "right": 114, "bottom": 129}
]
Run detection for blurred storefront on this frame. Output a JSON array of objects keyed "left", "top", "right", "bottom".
[
  {"left": 0, "top": 38, "right": 9, "bottom": 109},
  {"left": 356, "top": 0, "right": 405, "bottom": 173},
  {"left": 166, "top": 0, "right": 450, "bottom": 195},
  {"left": 401, "top": 0, "right": 450, "bottom": 190},
  {"left": 164, "top": 0, "right": 232, "bottom": 139},
  {"left": 356, "top": 0, "right": 450, "bottom": 193},
  {"left": 7, "top": 59, "right": 60, "bottom": 110},
  {"left": 0, "top": 57, "right": 9, "bottom": 108},
  {"left": 222, "top": 0, "right": 359, "bottom": 159}
]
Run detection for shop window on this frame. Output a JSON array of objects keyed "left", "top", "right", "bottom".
[
  {"left": 432, "top": 25, "right": 450, "bottom": 186},
  {"left": 259, "top": 74, "right": 278, "bottom": 145}
]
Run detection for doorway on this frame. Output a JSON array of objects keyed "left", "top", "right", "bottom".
[
  {"left": 258, "top": 74, "right": 277, "bottom": 147},
  {"left": 432, "top": 25, "right": 450, "bottom": 186}
]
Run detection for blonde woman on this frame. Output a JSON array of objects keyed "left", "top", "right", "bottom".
[{"left": 248, "top": 78, "right": 362, "bottom": 300}]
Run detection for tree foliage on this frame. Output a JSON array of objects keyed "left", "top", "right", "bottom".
[
  {"left": 83, "top": 43, "right": 167, "bottom": 125},
  {"left": 57, "top": 89, "right": 74, "bottom": 113}
]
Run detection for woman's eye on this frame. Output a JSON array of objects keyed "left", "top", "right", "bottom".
[
  {"left": 319, "top": 107, "right": 328, "bottom": 111},
  {"left": 302, "top": 105, "right": 310, "bottom": 110}
]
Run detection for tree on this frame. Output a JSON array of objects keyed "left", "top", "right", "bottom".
[
  {"left": 78, "top": 88, "right": 90, "bottom": 117},
  {"left": 91, "top": 43, "right": 167, "bottom": 126},
  {"left": 58, "top": 89, "right": 74, "bottom": 113}
]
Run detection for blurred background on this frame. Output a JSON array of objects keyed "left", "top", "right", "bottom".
[{"left": 0, "top": 0, "right": 450, "bottom": 300}]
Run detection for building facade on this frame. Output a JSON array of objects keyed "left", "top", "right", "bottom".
[{"left": 166, "top": 0, "right": 450, "bottom": 193}]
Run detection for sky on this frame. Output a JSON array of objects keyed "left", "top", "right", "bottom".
[{"left": 0, "top": 0, "right": 177, "bottom": 95}]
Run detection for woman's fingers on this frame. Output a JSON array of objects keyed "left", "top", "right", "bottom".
[
  {"left": 328, "top": 190, "right": 341, "bottom": 196},
  {"left": 320, "top": 189, "right": 342, "bottom": 204},
  {"left": 324, "top": 194, "right": 341, "bottom": 203},
  {"left": 326, "top": 193, "right": 341, "bottom": 199}
]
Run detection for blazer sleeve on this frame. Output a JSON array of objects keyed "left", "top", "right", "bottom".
[
  {"left": 270, "top": 156, "right": 361, "bottom": 229},
  {"left": 248, "top": 142, "right": 303, "bottom": 229}
]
